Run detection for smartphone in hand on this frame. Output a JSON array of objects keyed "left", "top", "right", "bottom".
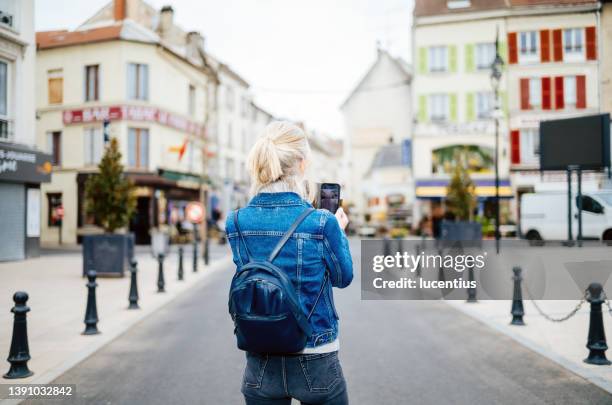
[{"left": 317, "top": 183, "right": 341, "bottom": 213}]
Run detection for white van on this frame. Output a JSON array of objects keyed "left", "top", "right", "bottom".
[{"left": 520, "top": 191, "right": 612, "bottom": 241}]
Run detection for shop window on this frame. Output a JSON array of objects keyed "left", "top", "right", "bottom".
[
  {"left": 47, "top": 193, "right": 63, "bottom": 227},
  {"left": 84, "top": 64, "right": 99, "bottom": 101},
  {"left": 48, "top": 68, "right": 63, "bottom": 105},
  {"left": 128, "top": 128, "right": 149, "bottom": 169}
]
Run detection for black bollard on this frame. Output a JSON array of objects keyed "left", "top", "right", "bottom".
[
  {"left": 584, "top": 283, "right": 611, "bottom": 365},
  {"left": 157, "top": 253, "right": 166, "bottom": 293},
  {"left": 3, "top": 292, "right": 33, "bottom": 379},
  {"left": 415, "top": 244, "right": 422, "bottom": 278},
  {"left": 437, "top": 249, "right": 445, "bottom": 282},
  {"left": 83, "top": 270, "right": 100, "bottom": 335},
  {"left": 204, "top": 235, "right": 210, "bottom": 266},
  {"left": 466, "top": 266, "right": 477, "bottom": 303},
  {"left": 382, "top": 237, "right": 390, "bottom": 257},
  {"left": 128, "top": 259, "right": 139, "bottom": 309},
  {"left": 178, "top": 246, "right": 184, "bottom": 281},
  {"left": 510, "top": 266, "right": 525, "bottom": 325}
]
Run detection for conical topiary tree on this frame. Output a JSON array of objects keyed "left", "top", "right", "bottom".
[
  {"left": 446, "top": 156, "right": 477, "bottom": 222},
  {"left": 84, "top": 137, "right": 136, "bottom": 233}
]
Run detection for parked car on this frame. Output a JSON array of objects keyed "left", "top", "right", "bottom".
[{"left": 520, "top": 191, "right": 612, "bottom": 241}]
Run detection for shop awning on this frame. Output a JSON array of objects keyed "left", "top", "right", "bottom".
[{"left": 416, "top": 179, "right": 513, "bottom": 199}]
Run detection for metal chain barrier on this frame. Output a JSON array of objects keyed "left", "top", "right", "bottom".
[{"left": 524, "top": 284, "right": 587, "bottom": 322}]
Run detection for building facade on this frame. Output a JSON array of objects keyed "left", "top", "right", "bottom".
[
  {"left": 0, "top": 0, "right": 51, "bottom": 261},
  {"left": 36, "top": 0, "right": 216, "bottom": 245},
  {"left": 412, "top": 0, "right": 511, "bottom": 229},
  {"left": 341, "top": 47, "right": 413, "bottom": 225}
]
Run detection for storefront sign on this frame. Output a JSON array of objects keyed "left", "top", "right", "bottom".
[
  {"left": 0, "top": 142, "right": 52, "bottom": 183},
  {"left": 63, "top": 105, "right": 206, "bottom": 137}
]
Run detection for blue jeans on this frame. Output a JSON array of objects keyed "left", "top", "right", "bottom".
[{"left": 242, "top": 351, "right": 349, "bottom": 405}]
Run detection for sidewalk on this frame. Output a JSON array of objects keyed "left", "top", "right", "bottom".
[
  {"left": 0, "top": 245, "right": 232, "bottom": 393},
  {"left": 446, "top": 299, "right": 612, "bottom": 393}
]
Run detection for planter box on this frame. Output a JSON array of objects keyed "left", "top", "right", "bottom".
[
  {"left": 440, "top": 221, "right": 482, "bottom": 241},
  {"left": 82, "top": 233, "right": 134, "bottom": 277}
]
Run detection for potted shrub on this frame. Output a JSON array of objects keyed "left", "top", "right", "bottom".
[
  {"left": 82, "top": 138, "right": 137, "bottom": 277},
  {"left": 441, "top": 162, "right": 482, "bottom": 241}
]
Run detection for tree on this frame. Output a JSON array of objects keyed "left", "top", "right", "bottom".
[
  {"left": 84, "top": 138, "right": 136, "bottom": 233},
  {"left": 446, "top": 157, "right": 477, "bottom": 222}
]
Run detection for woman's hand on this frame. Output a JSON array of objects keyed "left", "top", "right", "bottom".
[{"left": 335, "top": 207, "right": 349, "bottom": 230}]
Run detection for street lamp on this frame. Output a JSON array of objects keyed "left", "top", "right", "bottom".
[{"left": 490, "top": 31, "right": 504, "bottom": 254}]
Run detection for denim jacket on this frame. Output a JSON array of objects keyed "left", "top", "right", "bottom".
[{"left": 226, "top": 192, "right": 353, "bottom": 348}]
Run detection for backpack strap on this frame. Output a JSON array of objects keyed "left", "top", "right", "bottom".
[
  {"left": 268, "top": 208, "right": 315, "bottom": 263},
  {"left": 233, "top": 210, "right": 252, "bottom": 261}
]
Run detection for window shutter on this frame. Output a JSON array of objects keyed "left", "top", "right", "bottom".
[
  {"left": 418, "top": 47, "right": 427, "bottom": 74},
  {"left": 510, "top": 130, "right": 521, "bottom": 164},
  {"left": 540, "top": 30, "right": 550, "bottom": 62},
  {"left": 418, "top": 95, "right": 427, "bottom": 122},
  {"left": 448, "top": 45, "right": 457, "bottom": 72},
  {"left": 500, "top": 91, "right": 508, "bottom": 117},
  {"left": 465, "top": 44, "right": 474, "bottom": 72},
  {"left": 552, "top": 29, "right": 563, "bottom": 62},
  {"left": 466, "top": 93, "right": 475, "bottom": 121},
  {"left": 507, "top": 32, "right": 518, "bottom": 64},
  {"left": 541, "top": 77, "right": 551, "bottom": 110},
  {"left": 586, "top": 26, "right": 597, "bottom": 60},
  {"left": 576, "top": 75, "right": 586, "bottom": 109},
  {"left": 554, "top": 76, "right": 564, "bottom": 109},
  {"left": 498, "top": 42, "right": 507, "bottom": 65},
  {"left": 520, "top": 78, "right": 530, "bottom": 110},
  {"left": 449, "top": 93, "right": 457, "bottom": 122}
]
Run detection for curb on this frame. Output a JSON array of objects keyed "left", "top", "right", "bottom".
[
  {"left": 0, "top": 257, "right": 232, "bottom": 405},
  {"left": 445, "top": 300, "right": 612, "bottom": 395}
]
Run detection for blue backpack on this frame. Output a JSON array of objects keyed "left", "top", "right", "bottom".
[{"left": 228, "top": 208, "right": 328, "bottom": 354}]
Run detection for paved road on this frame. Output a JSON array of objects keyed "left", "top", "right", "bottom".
[{"left": 30, "top": 240, "right": 612, "bottom": 405}]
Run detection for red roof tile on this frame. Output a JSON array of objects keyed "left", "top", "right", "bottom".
[{"left": 36, "top": 25, "right": 123, "bottom": 50}]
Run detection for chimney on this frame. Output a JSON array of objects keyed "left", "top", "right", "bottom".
[
  {"left": 113, "top": 0, "right": 126, "bottom": 21},
  {"left": 187, "top": 31, "right": 205, "bottom": 58},
  {"left": 159, "top": 5, "right": 174, "bottom": 34}
]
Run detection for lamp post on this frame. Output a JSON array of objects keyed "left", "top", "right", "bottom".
[{"left": 490, "top": 30, "right": 504, "bottom": 254}]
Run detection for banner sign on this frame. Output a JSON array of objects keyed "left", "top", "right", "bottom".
[
  {"left": 63, "top": 105, "right": 206, "bottom": 137},
  {"left": 0, "top": 142, "right": 52, "bottom": 183}
]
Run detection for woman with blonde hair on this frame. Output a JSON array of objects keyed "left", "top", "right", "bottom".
[{"left": 226, "top": 121, "right": 353, "bottom": 405}]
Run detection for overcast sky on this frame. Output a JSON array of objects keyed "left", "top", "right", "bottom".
[{"left": 35, "top": 0, "right": 413, "bottom": 138}]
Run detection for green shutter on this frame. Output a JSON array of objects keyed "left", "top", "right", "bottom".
[
  {"left": 500, "top": 91, "right": 508, "bottom": 117},
  {"left": 418, "top": 95, "right": 427, "bottom": 122},
  {"left": 465, "top": 44, "right": 474, "bottom": 72},
  {"left": 466, "top": 92, "right": 475, "bottom": 121},
  {"left": 448, "top": 45, "right": 457, "bottom": 72},
  {"left": 449, "top": 93, "right": 457, "bottom": 122},
  {"left": 498, "top": 42, "right": 507, "bottom": 66},
  {"left": 418, "top": 47, "right": 427, "bottom": 74}
]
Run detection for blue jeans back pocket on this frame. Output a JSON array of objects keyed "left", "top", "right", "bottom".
[
  {"left": 299, "top": 352, "right": 341, "bottom": 392},
  {"left": 244, "top": 353, "right": 268, "bottom": 389}
]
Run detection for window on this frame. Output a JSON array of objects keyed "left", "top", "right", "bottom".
[
  {"left": 476, "top": 43, "right": 495, "bottom": 70},
  {"left": 476, "top": 92, "right": 494, "bottom": 118},
  {"left": 577, "top": 196, "right": 604, "bottom": 214},
  {"left": 226, "top": 86, "right": 234, "bottom": 111},
  {"left": 84, "top": 127, "right": 104, "bottom": 165},
  {"left": 564, "top": 76, "right": 576, "bottom": 106},
  {"left": 127, "top": 63, "right": 148, "bottom": 100},
  {"left": 188, "top": 84, "right": 196, "bottom": 116},
  {"left": 84, "top": 65, "right": 99, "bottom": 101},
  {"left": 227, "top": 122, "right": 233, "bottom": 148},
  {"left": 429, "top": 94, "right": 449, "bottom": 121},
  {"left": 47, "top": 131, "right": 61, "bottom": 166},
  {"left": 48, "top": 69, "right": 63, "bottom": 105},
  {"left": 128, "top": 128, "right": 149, "bottom": 168},
  {"left": 564, "top": 28, "right": 583, "bottom": 54},
  {"left": 428, "top": 46, "right": 447, "bottom": 72},
  {"left": 0, "top": 60, "right": 9, "bottom": 140},
  {"left": 241, "top": 96, "right": 248, "bottom": 117},
  {"left": 529, "top": 78, "right": 541, "bottom": 108},
  {"left": 519, "top": 31, "right": 538, "bottom": 62},
  {"left": 47, "top": 193, "right": 63, "bottom": 227},
  {"left": 520, "top": 129, "right": 539, "bottom": 165}
]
